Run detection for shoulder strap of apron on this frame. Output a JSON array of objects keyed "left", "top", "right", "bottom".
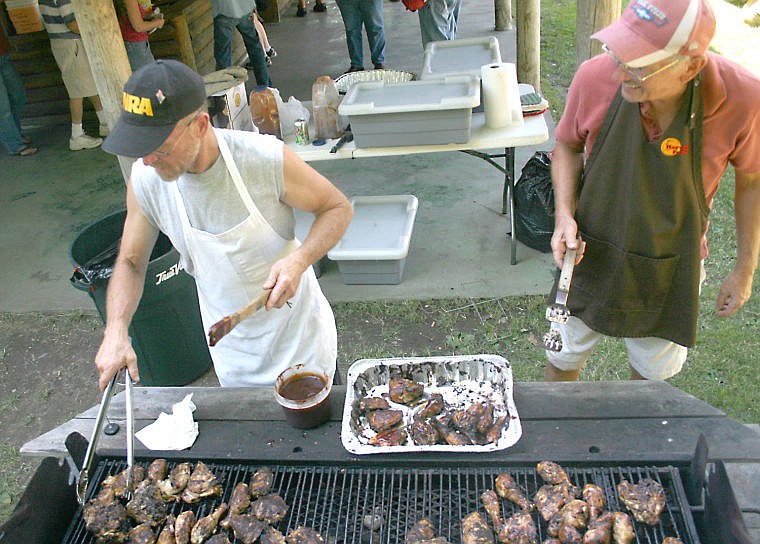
[{"left": 216, "top": 129, "right": 264, "bottom": 218}]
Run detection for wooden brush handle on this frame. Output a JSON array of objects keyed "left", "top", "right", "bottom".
[
  {"left": 234, "top": 290, "right": 271, "bottom": 322},
  {"left": 208, "top": 290, "right": 271, "bottom": 346}
]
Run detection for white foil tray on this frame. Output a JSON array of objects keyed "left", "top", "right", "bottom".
[{"left": 341, "top": 355, "right": 522, "bottom": 455}]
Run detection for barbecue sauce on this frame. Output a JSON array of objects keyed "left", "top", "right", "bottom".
[{"left": 276, "top": 372, "right": 332, "bottom": 429}]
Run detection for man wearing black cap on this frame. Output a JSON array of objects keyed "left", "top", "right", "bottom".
[
  {"left": 95, "top": 60, "right": 352, "bottom": 390},
  {"left": 545, "top": 0, "right": 760, "bottom": 381}
]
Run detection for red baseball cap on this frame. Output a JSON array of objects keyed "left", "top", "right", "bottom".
[{"left": 592, "top": 0, "right": 716, "bottom": 68}]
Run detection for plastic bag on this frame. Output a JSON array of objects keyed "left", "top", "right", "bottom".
[
  {"left": 274, "top": 91, "right": 311, "bottom": 138},
  {"left": 514, "top": 151, "right": 554, "bottom": 253}
]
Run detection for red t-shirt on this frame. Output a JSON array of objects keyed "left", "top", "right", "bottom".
[
  {"left": 119, "top": 2, "right": 149, "bottom": 43},
  {"left": 555, "top": 53, "right": 760, "bottom": 205}
]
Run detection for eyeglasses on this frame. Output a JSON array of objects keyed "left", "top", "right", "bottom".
[
  {"left": 603, "top": 44, "right": 685, "bottom": 83},
  {"left": 150, "top": 112, "right": 201, "bottom": 158}
]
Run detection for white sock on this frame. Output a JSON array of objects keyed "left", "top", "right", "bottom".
[
  {"left": 72, "top": 123, "right": 84, "bottom": 138},
  {"left": 96, "top": 110, "right": 108, "bottom": 127}
]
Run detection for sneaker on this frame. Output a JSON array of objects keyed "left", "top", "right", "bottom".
[
  {"left": 99, "top": 124, "right": 110, "bottom": 137},
  {"left": 344, "top": 66, "right": 364, "bottom": 74},
  {"left": 373, "top": 63, "right": 385, "bottom": 70},
  {"left": 266, "top": 47, "right": 277, "bottom": 58},
  {"left": 297, "top": 5, "right": 306, "bottom": 16},
  {"left": 313, "top": 2, "right": 326, "bottom": 11},
  {"left": 70, "top": 134, "right": 103, "bottom": 151}
]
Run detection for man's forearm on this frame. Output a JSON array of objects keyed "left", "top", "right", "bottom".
[
  {"left": 103, "top": 256, "right": 148, "bottom": 338},
  {"left": 298, "top": 203, "right": 353, "bottom": 267},
  {"left": 734, "top": 171, "right": 760, "bottom": 277},
  {"left": 551, "top": 142, "right": 585, "bottom": 222}
]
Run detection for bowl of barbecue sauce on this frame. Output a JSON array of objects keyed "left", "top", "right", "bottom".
[{"left": 274, "top": 363, "right": 333, "bottom": 429}]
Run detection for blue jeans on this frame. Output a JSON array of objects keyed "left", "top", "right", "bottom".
[
  {"left": 213, "top": 11, "right": 271, "bottom": 86},
  {"left": 0, "top": 53, "right": 27, "bottom": 155},
  {"left": 418, "top": 0, "right": 461, "bottom": 48},
  {"left": 335, "top": 0, "right": 386, "bottom": 68},
  {"left": 124, "top": 40, "right": 155, "bottom": 72}
]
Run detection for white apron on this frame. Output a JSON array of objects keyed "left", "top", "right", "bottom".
[{"left": 170, "top": 133, "right": 336, "bottom": 386}]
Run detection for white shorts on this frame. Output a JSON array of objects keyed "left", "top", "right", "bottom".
[{"left": 49, "top": 38, "right": 99, "bottom": 99}]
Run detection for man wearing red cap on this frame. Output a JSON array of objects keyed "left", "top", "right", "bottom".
[{"left": 545, "top": 0, "right": 760, "bottom": 381}]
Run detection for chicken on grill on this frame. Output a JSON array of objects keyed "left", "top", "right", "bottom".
[
  {"left": 368, "top": 426, "right": 408, "bottom": 446},
  {"left": 366, "top": 409, "right": 404, "bottom": 431},
  {"left": 358, "top": 396, "right": 391, "bottom": 413},
  {"left": 227, "top": 513, "right": 268, "bottom": 544},
  {"left": 157, "top": 514, "right": 176, "bottom": 544},
  {"left": 174, "top": 510, "right": 196, "bottom": 544},
  {"left": 406, "top": 518, "right": 437, "bottom": 544},
  {"left": 251, "top": 493, "right": 289, "bottom": 524},
  {"left": 535, "top": 482, "right": 579, "bottom": 522},
  {"left": 582, "top": 510, "right": 613, "bottom": 544},
  {"left": 611, "top": 512, "right": 634, "bottom": 544},
  {"left": 126, "top": 480, "right": 168, "bottom": 526},
  {"left": 182, "top": 462, "right": 224, "bottom": 504},
  {"left": 662, "top": 538, "right": 685, "bottom": 544},
  {"left": 190, "top": 503, "right": 227, "bottom": 544},
  {"left": 461, "top": 512, "right": 494, "bottom": 544},
  {"left": 82, "top": 487, "right": 128, "bottom": 542},
  {"left": 147, "top": 459, "right": 168, "bottom": 482},
  {"left": 220, "top": 482, "right": 252, "bottom": 529},
  {"left": 617, "top": 478, "right": 666, "bottom": 526},
  {"left": 581, "top": 484, "right": 606, "bottom": 520},
  {"left": 250, "top": 467, "right": 275, "bottom": 497},
  {"left": 537, "top": 461, "right": 570, "bottom": 485},
  {"left": 557, "top": 523, "right": 583, "bottom": 544},
  {"left": 128, "top": 522, "right": 156, "bottom": 544},
  {"left": 159, "top": 462, "right": 193, "bottom": 501},
  {"left": 260, "top": 526, "right": 287, "bottom": 544},
  {"left": 547, "top": 499, "right": 588, "bottom": 537},
  {"left": 494, "top": 473, "right": 534, "bottom": 511},
  {"left": 410, "top": 417, "right": 440, "bottom": 445},
  {"left": 499, "top": 512, "right": 537, "bottom": 544},
  {"left": 388, "top": 376, "right": 425, "bottom": 405},
  {"left": 286, "top": 526, "right": 325, "bottom": 544},
  {"left": 102, "top": 466, "right": 147, "bottom": 500},
  {"left": 481, "top": 489, "right": 504, "bottom": 532},
  {"left": 205, "top": 535, "right": 231, "bottom": 544}
]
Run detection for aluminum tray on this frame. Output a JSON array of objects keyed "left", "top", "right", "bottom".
[{"left": 341, "top": 355, "right": 522, "bottom": 455}]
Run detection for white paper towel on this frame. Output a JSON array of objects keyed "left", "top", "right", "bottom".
[
  {"left": 135, "top": 393, "right": 199, "bottom": 450},
  {"left": 481, "top": 62, "right": 523, "bottom": 128}
]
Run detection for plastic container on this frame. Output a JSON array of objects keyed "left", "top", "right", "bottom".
[
  {"left": 338, "top": 76, "right": 479, "bottom": 148},
  {"left": 419, "top": 36, "right": 502, "bottom": 80},
  {"left": 69, "top": 209, "right": 212, "bottom": 386},
  {"left": 249, "top": 85, "right": 281, "bottom": 138},
  {"left": 327, "top": 195, "right": 418, "bottom": 284},
  {"left": 274, "top": 362, "right": 333, "bottom": 429},
  {"left": 311, "top": 76, "right": 342, "bottom": 140}
]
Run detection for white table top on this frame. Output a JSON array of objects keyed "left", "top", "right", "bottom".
[{"left": 285, "top": 111, "right": 550, "bottom": 161}]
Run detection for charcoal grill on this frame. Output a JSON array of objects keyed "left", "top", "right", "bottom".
[{"left": 61, "top": 459, "right": 700, "bottom": 544}]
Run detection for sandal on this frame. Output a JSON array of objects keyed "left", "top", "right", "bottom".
[
  {"left": 13, "top": 145, "right": 38, "bottom": 157},
  {"left": 21, "top": 135, "right": 32, "bottom": 145}
]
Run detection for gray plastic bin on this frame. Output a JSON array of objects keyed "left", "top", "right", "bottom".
[{"left": 337, "top": 76, "right": 479, "bottom": 148}]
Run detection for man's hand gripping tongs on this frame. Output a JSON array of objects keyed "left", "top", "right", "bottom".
[
  {"left": 76, "top": 370, "right": 135, "bottom": 505},
  {"left": 542, "top": 245, "right": 578, "bottom": 352}
]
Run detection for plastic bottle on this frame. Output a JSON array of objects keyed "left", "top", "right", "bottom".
[
  {"left": 249, "top": 85, "right": 282, "bottom": 138},
  {"left": 311, "top": 76, "right": 341, "bottom": 140}
]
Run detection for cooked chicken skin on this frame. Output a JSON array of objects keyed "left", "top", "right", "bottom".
[
  {"left": 250, "top": 467, "right": 275, "bottom": 497},
  {"left": 407, "top": 518, "right": 437, "bottom": 544},
  {"left": 369, "top": 426, "right": 408, "bottom": 446},
  {"left": 157, "top": 514, "right": 176, "bottom": 544},
  {"left": 182, "top": 462, "right": 223, "bottom": 504},
  {"left": 581, "top": 484, "right": 606, "bottom": 520},
  {"left": 147, "top": 459, "right": 168, "bottom": 482},
  {"left": 388, "top": 376, "right": 425, "bottom": 405},
  {"left": 82, "top": 487, "right": 128, "bottom": 541},
  {"left": 661, "top": 539, "right": 685, "bottom": 544},
  {"left": 481, "top": 490, "right": 504, "bottom": 532},
  {"left": 547, "top": 499, "right": 588, "bottom": 537},
  {"left": 102, "top": 466, "right": 147, "bottom": 500},
  {"left": 415, "top": 393, "right": 445, "bottom": 419},
  {"left": 174, "top": 510, "right": 196, "bottom": 544},
  {"left": 461, "top": 512, "right": 494, "bottom": 544},
  {"left": 251, "top": 493, "right": 289, "bottom": 524},
  {"left": 227, "top": 513, "right": 268, "bottom": 544},
  {"left": 366, "top": 409, "right": 404, "bottom": 431},
  {"left": 535, "top": 482, "right": 578, "bottom": 522},
  {"left": 432, "top": 417, "right": 472, "bottom": 446},
  {"left": 537, "top": 461, "right": 570, "bottom": 485},
  {"left": 126, "top": 480, "right": 168, "bottom": 526},
  {"left": 495, "top": 473, "right": 534, "bottom": 511},
  {"left": 582, "top": 511, "right": 613, "bottom": 544},
  {"left": 227, "top": 482, "right": 252, "bottom": 516},
  {"left": 260, "top": 526, "right": 287, "bottom": 544},
  {"left": 611, "top": 512, "right": 634, "bottom": 544},
  {"left": 128, "top": 522, "right": 156, "bottom": 544},
  {"left": 204, "top": 535, "right": 231, "bottom": 544},
  {"left": 557, "top": 523, "right": 583, "bottom": 544},
  {"left": 617, "top": 478, "right": 666, "bottom": 526},
  {"left": 190, "top": 503, "right": 227, "bottom": 544},
  {"left": 498, "top": 512, "right": 538, "bottom": 544},
  {"left": 286, "top": 526, "right": 326, "bottom": 544},
  {"left": 358, "top": 396, "right": 392, "bottom": 412},
  {"left": 410, "top": 418, "right": 440, "bottom": 445}
]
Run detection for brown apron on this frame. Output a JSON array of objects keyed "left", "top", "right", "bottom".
[{"left": 567, "top": 77, "right": 709, "bottom": 347}]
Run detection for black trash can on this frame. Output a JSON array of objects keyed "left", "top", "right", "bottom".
[{"left": 70, "top": 209, "right": 212, "bottom": 386}]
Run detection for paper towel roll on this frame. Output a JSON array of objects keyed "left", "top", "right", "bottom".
[{"left": 481, "top": 62, "right": 523, "bottom": 128}]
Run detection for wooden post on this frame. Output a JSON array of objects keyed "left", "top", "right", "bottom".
[
  {"left": 516, "top": 0, "right": 541, "bottom": 92},
  {"left": 495, "top": 0, "right": 513, "bottom": 31},
  {"left": 575, "top": 0, "right": 621, "bottom": 67},
  {"left": 71, "top": 0, "right": 134, "bottom": 181}
]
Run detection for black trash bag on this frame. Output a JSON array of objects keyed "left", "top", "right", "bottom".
[
  {"left": 70, "top": 238, "right": 120, "bottom": 288},
  {"left": 514, "top": 151, "right": 554, "bottom": 253},
  {"left": 256, "top": 0, "right": 270, "bottom": 12}
]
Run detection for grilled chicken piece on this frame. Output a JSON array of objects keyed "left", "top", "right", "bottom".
[
  {"left": 498, "top": 512, "right": 538, "bottom": 544},
  {"left": 359, "top": 396, "right": 392, "bottom": 412},
  {"left": 190, "top": 503, "right": 227, "bottom": 544},
  {"left": 147, "top": 459, "right": 168, "bottom": 482},
  {"left": 535, "top": 482, "right": 579, "bottom": 522},
  {"left": 495, "top": 473, "right": 534, "bottom": 511},
  {"left": 157, "top": 514, "right": 176, "bottom": 544},
  {"left": 611, "top": 512, "right": 634, "bottom": 544},
  {"left": 476, "top": 403, "right": 495, "bottom": 434},
  {"left": 227, "top": 513, "right": 268, "bottom": 544},
  {"left": 205, "top": 535, "right": 231, "bottom": 544},
  {"left": 129, "top": 522, "right": 156, "bottom": 544},
  {"left": 126, "top": 480, "right": 168, "bottom": 526},
  {"left": 366, "top": 409, "right": 404, "bottom": 431},
  {"left": 661, "top": 539, "right": 685, "bottom": 544},
  {"left": 250, "top": 466, "right": 275, "bottom": 497},
  {"left": 582, "top": 511, "right": 613, "bottom": 544},
  {"left": 158, "top": 462, "right": 193, "bottom": 501},
  {"left": 617, "top": 478, "right": 666, "bottom": 526},
  {"left": 410, "top": 418, "right": 440, "bottom": 445},
  {"left": 369, "top": 426, "right": 408, "bottom": 446},
  {"left": 461, "top": 512, "right": 494, "bottom": 544},
  {"left": 251, "top": 493, "right": 289, "bottom": 524},
  {"left": 260, "top": 526, "right": 287, "bottom": 544},
  {"left": 451, "top": 404, "right": 484, "bottom": 433},
  {"left": 542, "top": 540, "right": 561, "bottom": 544},
  {"left": 537, "top": 461, "right": 570, "bottom": 485},
  {"left": 388, "top": 376, "right": 425, "bottom": 405},
  {"left": 102, "top": 466, "right": 147, "bottom": 499},
  {"left": 581, "top": 485, "right": 606, "bottom": 520},
  {"left": 220, "top": 482, "right": 252, "bottom": 529},
  {"left": 486, "top": 416, "right": 507, "bottom": 444},
  {"left": 557, "top": 523, "right": 583, "bottom": 544},
  {"left": 286, "top": 526, "right": 325, "bottom": 544},
  {"left": 174, "top": 510, "right": 196, "bottom": 544},
  {"left": 548, "top": 499, "right": 588, "bottom": 537},
  {"left": 481, "top": 490, "right": 504, "bottom": 532},
  {"left": 182, "top": 462, "right": 223, "bottom": 504},
  {"left": 415, "top": 393, "right": 445, "bottom": 419},
  {"left": 432, "top": 417, "right": 472, "bottom": 446},
  {"left": 407, "top": 518, "right": 437, "bottom": 544},
  {"left": 83, "top": 487, "right": 128, "bottom": 541}
]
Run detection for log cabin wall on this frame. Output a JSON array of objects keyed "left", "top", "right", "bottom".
[{"left": 2, "top": 0, "right": 253, "bottom": 123}]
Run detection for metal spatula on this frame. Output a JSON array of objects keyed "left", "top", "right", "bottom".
[{"left": 542, "top": 245, "right": 578, "bottom": 352}]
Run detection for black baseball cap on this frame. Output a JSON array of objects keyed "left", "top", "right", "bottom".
[{"left": 103, "top": 60, "right": 206, "bottom": 158}]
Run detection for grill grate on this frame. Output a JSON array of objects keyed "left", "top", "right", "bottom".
[{"left": 62, "top": 461, "right": 700, "bottom": 544}]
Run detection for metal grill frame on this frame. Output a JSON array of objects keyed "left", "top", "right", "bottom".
[{"left": 63, "top": 461, "right": 701, "bottom": 544}]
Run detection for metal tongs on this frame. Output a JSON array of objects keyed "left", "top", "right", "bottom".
[
  {"left": 76, "top": 369, "right": 135, "bottom": 505},
  {"left": 542, "top": 243, "right": 579, "bottom": 352}
]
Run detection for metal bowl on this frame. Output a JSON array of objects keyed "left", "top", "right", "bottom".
[{"left": 334, "top": 69, "right": 416, "bottom": 95}]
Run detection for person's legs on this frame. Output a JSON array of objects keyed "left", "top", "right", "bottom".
[
  {"left": 253, "top": 13, "right": 271, "bottom": 52},
  {"left": 624, "top": 337, "right": 688, "bottom": 380},
  {"left": 124, "top": 40, "right": 155, "bottom": 71},
  {"left": 236, "top": 12, "right": 271, "bottom": 86},
  {"left": 361, "top": 0, "right": 386, "bottom": 66},
  {"left": 213, "top": 13, "right": 236, "bottom": 69},
  {"left": 336, "top": 0, "right": 364, "bottom": 69},
  {"left": 297, "top": 0, "right": 307, "bottom": 16},
  {"left": 69, "top": 97, "right": 84, "bottom": 126},
  {"left": 544, "top": 317, "right": 603, "bottom": 381},
  {"left": 449, "top": 0, "right": 461, "bottom": 38},
  {"left": 0, "top": 55, "right": 26, "bottom": 154}
]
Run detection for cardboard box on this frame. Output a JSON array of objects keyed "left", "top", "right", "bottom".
[
  {"left": 208, "top": 82, "right": 253, "bottom": 131},
  {"left": 8, "top": 5, "right": 43, "bottom": 34}
]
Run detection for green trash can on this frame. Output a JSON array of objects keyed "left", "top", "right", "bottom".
[{"left": 69, "top": 209, "right": 212, "bottom": 386}]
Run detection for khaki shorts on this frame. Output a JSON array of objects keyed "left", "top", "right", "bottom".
[{"left": 49, "top": 38, "right": 98, "bottom": 99}]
